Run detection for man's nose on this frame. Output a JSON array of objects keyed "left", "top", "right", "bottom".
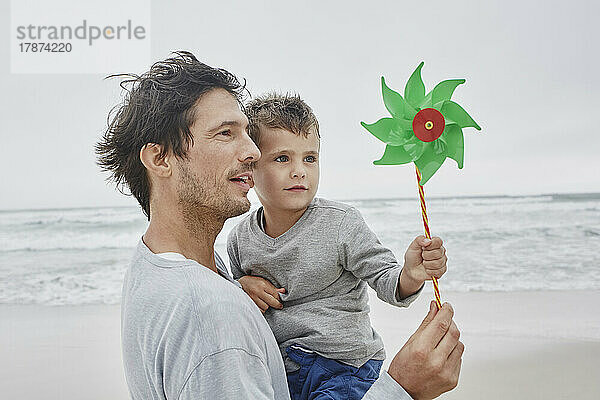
[{"left": 240, "top": 134, "right": 261, "bottom": 163}]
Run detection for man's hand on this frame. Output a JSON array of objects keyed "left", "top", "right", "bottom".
[
  {"left": 403, "top": 235, "right": 448, "bottom": 284},
  {"left": 238, "top": 275, "right": 286, "bottom": 313},
  {"left": 388, "top": 301, "right": 464, "bottom": 399}
]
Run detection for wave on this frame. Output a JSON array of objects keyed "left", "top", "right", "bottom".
[{"left": 1, "top": 193, "right": 599, "bottom": 305}]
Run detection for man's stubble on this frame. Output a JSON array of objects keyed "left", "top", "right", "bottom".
[{"left": 176, "top": 161, "right": 250, "bottom": 236}]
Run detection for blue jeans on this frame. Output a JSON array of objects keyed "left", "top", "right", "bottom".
[{"left": 286, "top": 346, "right": 383, "bottom": 400}]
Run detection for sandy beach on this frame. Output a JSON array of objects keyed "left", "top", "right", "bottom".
[
  {"left": 371, "top": 290, "right": 600, "bottom": 399},
  {"left": 2, "top": 290, "right": 599, "bottom": 399}
]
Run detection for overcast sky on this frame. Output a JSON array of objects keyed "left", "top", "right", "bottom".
[{"left": 1, "top": 0, "right": 598, "bottom": 210}]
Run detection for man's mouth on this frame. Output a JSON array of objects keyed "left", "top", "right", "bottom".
[{"left": 229, "top": 172, "right": 253, "bottom": 190}]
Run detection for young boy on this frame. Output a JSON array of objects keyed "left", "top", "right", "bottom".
[{"left": 227, "top": 93, "right": 448, "bottom": 400}]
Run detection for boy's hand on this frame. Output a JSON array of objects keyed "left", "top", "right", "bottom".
[
  {"left": 403, "top": 235, "right": 448, "bottom": 285},
  {"left": 238, "top": 275, "right": 286, "bottom": 313}
]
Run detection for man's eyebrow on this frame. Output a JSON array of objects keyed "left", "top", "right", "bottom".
[{"left": 207, "top": 120, "right": 245, "bottom": 133}]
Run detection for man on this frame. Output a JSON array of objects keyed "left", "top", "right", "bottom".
[{"left": 96, "top": 51, "right": 463, "bottom": 399}]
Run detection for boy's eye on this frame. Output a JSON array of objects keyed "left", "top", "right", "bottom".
[
  {"left": 275, "top": 155, "right": 289, "bottom": 162},
  {"left": 304, "top": 155, "right": 317, "bottom": 163}
]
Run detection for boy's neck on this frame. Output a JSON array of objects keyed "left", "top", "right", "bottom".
[{"left": 262, "top": 205, "right": 309, "bottom": 239}]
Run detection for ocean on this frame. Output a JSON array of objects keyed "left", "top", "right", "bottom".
[{"left": 1, "top": 193, "right": 599, "bottom": 305}]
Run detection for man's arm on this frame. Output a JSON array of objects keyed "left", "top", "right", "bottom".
[
  {"left": 338, "top": 207, "right": 423, "bottom": 307},
  {"left": 177, "top": 348, "right": 278, "bottom": 400},
  {"left": 363, "top": 301, "right": 464, "bottom": 400},
  {"left": 362, "top": 370, "right": 414, "bottom": 399}
]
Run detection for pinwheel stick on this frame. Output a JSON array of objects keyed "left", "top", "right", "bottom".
[{"left": 415, "top": 165, "right": 442, "bottom": 310}]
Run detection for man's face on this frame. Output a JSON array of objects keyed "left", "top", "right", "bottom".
[
  {"left": 252, "top": 127, "right": 320, "bottom": 213},
  {"left": 174, "top": 88, "right": 260, "bottom": 222}
]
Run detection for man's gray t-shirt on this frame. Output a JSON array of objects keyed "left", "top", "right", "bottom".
[
  {"left": 227, "top": 197, "right": 422, "bottom": 372},
  {"left": 121, "top": 240, "right": 289, "bottom": 399},
  {"left": 121, "top": 239, "right": 413, "bottom": 399}
]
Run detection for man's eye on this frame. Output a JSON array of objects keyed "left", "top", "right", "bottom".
[
  {"left": 275, "top": 155, "right": 289, "bottom": 162},
  {"left": 218, "top": 130, "right": 231, "bottom": 136},
  {"left": 304, "top": 156, "right": 317, "bottom": 163}
]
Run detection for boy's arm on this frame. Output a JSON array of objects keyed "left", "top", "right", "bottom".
[
  {"left": 227, "top": 229, "right": 285, "bottom": 312},
  {"left": 337, "top": 207, "right": 424, "bottom": 307}
]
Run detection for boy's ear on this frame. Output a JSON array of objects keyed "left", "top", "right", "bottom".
[{"left": 140, "top": 143, "right": 173, "bottom": 178}]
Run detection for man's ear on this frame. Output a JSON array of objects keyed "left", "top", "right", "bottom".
[{"left": 140, "top": 144, "right": 172, "bottom": 178}]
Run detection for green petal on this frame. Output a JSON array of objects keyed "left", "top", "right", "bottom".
[
  {"left": 361, "top": 118, "right": 414, "bottom": 146},
  {"left": 415, "top": 145, "right": 446, "bottom": 185},
  {"left": 420, "top": 79, "right": 464, "bottom": 109},
  {"left": 420, "top": 91, "right": 433, "bottom": 109},
  {"left": 432, "top": 136, "right": 447, "bottom": 155},
  {"left": 360, "top": 118, "right": 397, "bottom": 143},
  {"left": 381, "top": 77, "right": 416, "bottom": 120},
  {"left": 444, "top": 125, "right": 464, "bottom": 168},
  {"left": 387, "top": 118, "right": 414, "bottom": 146},
  {"left": 432, "top": 100, "right": 445, "bottom": 112},
  {"left": 401, "top": 134, "right": 426, "bottom": 160},
  {"left": 396, "top": 118, "right": 413, "bottom": 130},
  {"left": 404, "top": 62, "right": 426, "bottom": 109},
  {"left": 441, "top": 100, "right": 481, "bottom": 130},
  {"left": 388, "top": 125, "right": 414, "bottom": 146},
  {"left": 431, "top": 79, "right": 465, "bottom": 104},
  {"left": 373, "top": 144, "right": 414, "bottom": 165}
]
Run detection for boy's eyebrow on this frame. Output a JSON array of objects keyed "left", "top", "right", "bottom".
[
  {"left": 267, "top": 148, "right": 319, "bottom": 156},
  {"left": 266, "top": 148, "right": 292, "bottom": 156}
]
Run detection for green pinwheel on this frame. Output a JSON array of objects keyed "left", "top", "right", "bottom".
[{"left": 361, "top": 62, "right": 481, "bottom": 185}]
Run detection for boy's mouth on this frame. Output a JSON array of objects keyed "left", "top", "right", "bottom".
[{"left": 285, "top": 185, "right": 308, "bottom": 192}]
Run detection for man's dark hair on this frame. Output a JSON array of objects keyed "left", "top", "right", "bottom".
[
  {"left": 95, "top": 51, "right": 247, "bottom": 220},
  {"left": 244, "top": 92, "right": 320, "bottom": 146}
]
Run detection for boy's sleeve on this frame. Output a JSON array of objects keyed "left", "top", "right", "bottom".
[
  {"left": 227, "top": 229, "right": 246, "bottom": 280},
  {"left": 337, "top": 207, "right": 422, "bottom": 307}
]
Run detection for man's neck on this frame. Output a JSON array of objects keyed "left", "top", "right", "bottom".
[
  {"left": 262, "top": 205, "right": 309, "bottom": 239},
  {"left": 142, "top": 207, "right": 224, "bottom": 273}
]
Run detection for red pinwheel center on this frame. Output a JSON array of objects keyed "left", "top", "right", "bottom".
[{"left": 412, "top": 108, "right": 445, "bottom": 142}]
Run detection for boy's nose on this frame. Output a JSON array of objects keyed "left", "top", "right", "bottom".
[
  {"left": 291, "top": 166, "right": 306, "bottom": 179},
  {"left": 292, "top": 171, "right": 306, "bottom": 178}
]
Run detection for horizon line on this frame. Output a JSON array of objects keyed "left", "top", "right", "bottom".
[{"left": 1, "top": 191, "right": 599, "bottom": 213}]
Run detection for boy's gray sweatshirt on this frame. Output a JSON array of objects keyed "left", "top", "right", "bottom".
[{"left": 227, "top": 197, "right": 422, "bottom": 372}]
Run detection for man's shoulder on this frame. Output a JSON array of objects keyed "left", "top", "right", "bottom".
[
  {"left": 123, "top": 252, "right": 267, "bottom": 344},
  {"left": 121, "top": 255, "right": 278, "bottom": 397},
  {"left": 180, "top": 271, "right": 276, "bottom": 354},
  {"left": 124, "top": 242, "right": 244, "bottom": 311}
]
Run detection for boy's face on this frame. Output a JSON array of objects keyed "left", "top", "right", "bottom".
[{"left": 252, "top": 126, "right": 320, "bottom": 213}]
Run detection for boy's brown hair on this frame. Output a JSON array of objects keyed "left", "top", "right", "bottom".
[{"left": 244, "top": 93, "right": 320, "bottom": 146}]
